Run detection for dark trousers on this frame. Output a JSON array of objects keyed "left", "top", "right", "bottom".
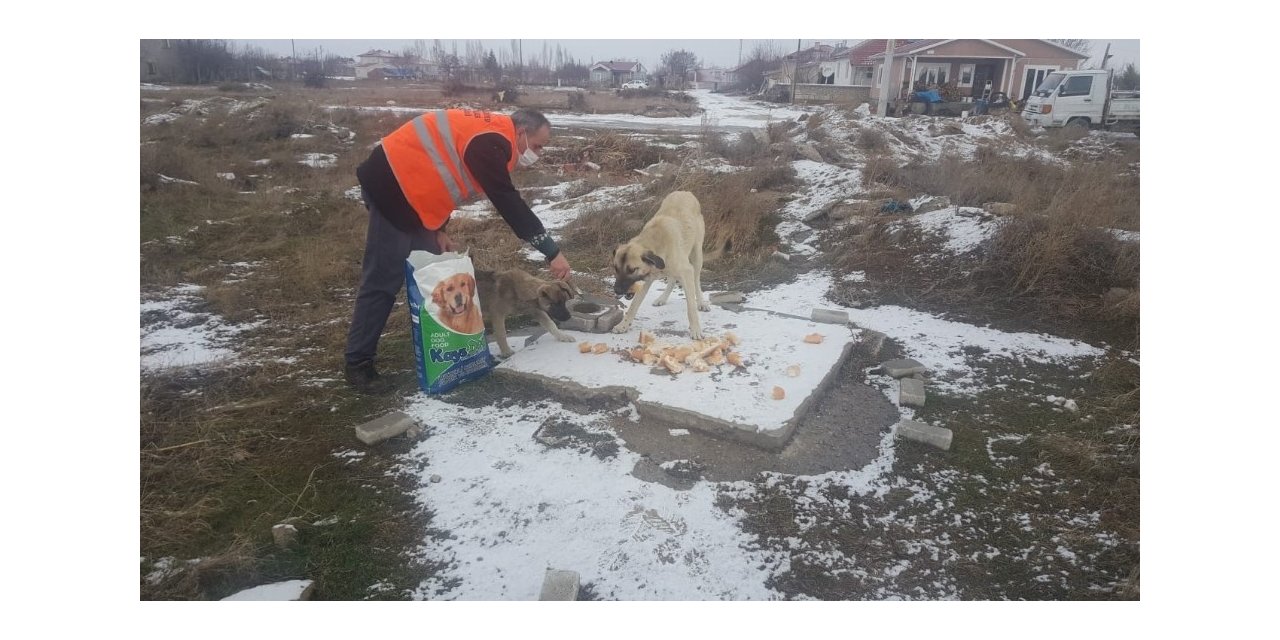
[{"left": 344, "top": 190, "right": 441, "bottom": 366}]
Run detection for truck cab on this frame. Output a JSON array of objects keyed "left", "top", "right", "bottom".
[
  {"left": 1022, "top": 69, "right": 1137, "bottom": 130},
  {"left": 1022, "top": 69, "right": 1106, "bottom": 128}
]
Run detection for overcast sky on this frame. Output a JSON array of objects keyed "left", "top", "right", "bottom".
[{"left": 232, "top": 39, "right": 1140, "bottom": 72}]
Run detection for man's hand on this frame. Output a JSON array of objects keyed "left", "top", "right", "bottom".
[
  {"left": 436, "top": 231, "right": 457, "bottom": 253},
  {"left": 548, "top": 254, "right": 571, "bottom": 280}
]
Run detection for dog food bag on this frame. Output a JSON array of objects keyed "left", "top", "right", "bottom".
[{"left": 405, "top": 250, "right": 494, "bottom": 394}]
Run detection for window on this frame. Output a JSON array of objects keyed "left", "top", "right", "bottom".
[
  {"left": 958, "top": 64, "right": 975, "bottom": 87},
  {"left": 916, "top": 63, "right": 948, "bottom": 86},
  {"left": 1034, "top": 73, "right": 1066, "bottom": 97},
  {"left": 1060, "top": 75, "right": 1093, "bottom": 97}
]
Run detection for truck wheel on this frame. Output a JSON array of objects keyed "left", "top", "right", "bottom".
[{"left": 1067, "top": 117, "right": 1090, "bottom": 130}]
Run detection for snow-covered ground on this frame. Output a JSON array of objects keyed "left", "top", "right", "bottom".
[
  {"left": 140, "top": 284, "right": 261, "bottom": 371},
  {"left": 328, "top": 90, "right": 816, "bottom": 132},
  {"left": 400, "top": 267, "right": 1111, "bottom": 599},
  {"left": 746, "top": 271, "right": 1103, "bottom": 396}
]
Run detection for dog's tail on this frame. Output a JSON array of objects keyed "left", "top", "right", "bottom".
[{"left": 703, "top": 238, "right": 732, "bottom": 262}]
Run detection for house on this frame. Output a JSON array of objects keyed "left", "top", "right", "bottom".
[
  {"left": 355, "top": 49, "right": 399, "bottom": 80},
  {"left": 868, "top": 39, "right": 1089, "bottom": 103},
  {"left": 140, "top": 39, "right": 180, "bottom": 83},
  {"left": 688, "top": 66, "right": 737, "bottom": 90},
  {"left": 369, "top": 67, "right": 416, "bottom": 81},
  {"left": 589, "top": 60, "right": 647, "bottom": 87},
  {"left": 846, "top": 40, "right": 905, "bottom": 87}
]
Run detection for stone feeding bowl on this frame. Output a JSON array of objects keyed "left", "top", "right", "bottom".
[{"left": 560, "top": 294, "right": 624, "bottom": 333}]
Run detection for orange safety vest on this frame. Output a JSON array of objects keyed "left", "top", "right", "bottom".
[{"left": 380, "top": 109, "right": 520, "bottom": 230}]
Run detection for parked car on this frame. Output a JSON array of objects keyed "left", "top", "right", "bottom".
[{"left": 620, "top": 80, "right": 649, "bottom": 90}]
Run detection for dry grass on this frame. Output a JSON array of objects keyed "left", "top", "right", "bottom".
[
  {"left": 140, "top": 94, "right": 441, "bottom": 599},
  {"left": 834, "top": 147, "right": 1139, "bottom": 347}
]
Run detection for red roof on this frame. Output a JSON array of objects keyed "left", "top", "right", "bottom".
[{"left": 848, "top": 39, "right": 918, "bottom": 65}]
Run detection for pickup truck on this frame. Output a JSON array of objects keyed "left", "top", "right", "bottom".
[{"left": 1021, "top": 69, "right": 1139, "bottom": 132}]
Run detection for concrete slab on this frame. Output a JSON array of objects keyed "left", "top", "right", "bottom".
[
  {"left": 880, "top": 358, "right": 928, "bottom": 379},
  {"left": 811, "top": 308, "right": 850, "bottom": 325},
  {"left": 539, "top": 569, "right": 580, "bottom": 600},
  {"left": 494, "top": 300, "right": 858, "bottom": 450},
  {"left": 896, "top": 420, "right": 952, "bottom": 451},
  {"left": 354, "top": 411, "right": 416, "bottom": 445},
  {"left": 899, "top": 377, "right": 926, "bottom": 408}
]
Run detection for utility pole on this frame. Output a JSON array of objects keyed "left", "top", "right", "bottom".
[
  {"left": 789, "top": 39, "right": 801, "bottom": 104},
  {"left": 738, "top": 39, "right": 743, "bottom": 67},
  {"left": 290, "top": 39, "right": 296, "bottom": 82},
  {"left": 1099, "top": 42, "right": 1112, "bottom": 70},
  {"left": 877, "top": 39, "right": 895, "bottom": 117}
]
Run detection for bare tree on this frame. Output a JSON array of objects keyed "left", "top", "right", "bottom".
[
  {"left": 1115, "top": 62, "right": 1140, "bottom": 90},
  {"left": 733, "top": 42, "right": 782, "bottom": 92},
  {"left": 174, "top": 39, "right": 237, "bottom": 84},
  {"left": 1049, "top": 39, "right": 1092, "bottom": 54},
  {"left": 660, "top": 49, "right": 699, "bottom": 90}
]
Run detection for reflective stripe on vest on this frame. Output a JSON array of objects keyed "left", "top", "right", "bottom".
[
  {"left": 430, "top": 110, "right": 483, "bottom": 197},
  {"left": 410, "top": 113, "right": 463, "bottom": 204}
]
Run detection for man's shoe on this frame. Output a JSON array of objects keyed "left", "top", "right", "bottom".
[{"left": 344, "top": 360, "right": 394, "bottom": 395}]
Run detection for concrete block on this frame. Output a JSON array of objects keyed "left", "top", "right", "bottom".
[
  {"left": 860, "top": 330, "right": 887, "bottom": 358},
  {"left": 899, "top": 377, "right": 926, "bottom": 408},
  {"left": 354, "top": 411, "right": 416, "bottom": 445},
  {"left": 272, "top": 523, "right": 299, "bottom": 548},
  {"left": 880, "top": 358, "right": 927, "bottom": 379},
  {"left": 709, "top": 291, "right": 746, "bottom": 305},
  {"left": 771, "top": 251, "right": 791, "bottom": 262},
  {"left": 539, "top": 569, "right": 580, "bottom": 601},
  {"left": 565, "top": 297, "right": 624, "bottom": 333},
  {"left": 811, "top": 308, "right": 850, "bottom": 325},
  {"left": 984, "top": 201, "right": 1017, "bottom": 216},
  {"left": 896, "top": 420, "right": 952, "bottom": 451}
]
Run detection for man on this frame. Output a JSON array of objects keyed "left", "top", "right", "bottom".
[{"left": 344, "top": 107, "right": 571, "bottom": 394}]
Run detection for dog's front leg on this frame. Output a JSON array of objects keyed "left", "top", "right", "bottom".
[
  {"left": 613, "top": 279, "right": 656, "bottom": 334},
  {"left": 652, "top": 276, "right": 675, "bottom": 306},
  {"left": 492, "top": 313, "right": 515, "bottom": 358},
  {"left": 534, "top": 310, "right": 575, "bottom": 343},
  {"left": 675, "top": 269, "right": 704, "bottom": 340}
]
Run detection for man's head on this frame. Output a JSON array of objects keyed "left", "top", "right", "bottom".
[{"left": 511, "top": 109, "right": 550, "bottom": 168}]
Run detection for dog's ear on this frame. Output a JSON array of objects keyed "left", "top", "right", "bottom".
[
  {"left": 431, "top": 285, "right": 444, "bottom": 306},
  {"left": 641, "top": 251, "right": 665, "bottom": 270},
  {"left": 462, "top": 273, "right": 476, "bottom": 297}
]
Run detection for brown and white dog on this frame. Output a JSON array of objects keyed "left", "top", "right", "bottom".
[
  {"left": 475, "top": 269, "right": 577, "bottom": 357},
  {"left": 431, "top": 273, "right": 485, "bottom": 334},
  {"left": 610, "top": 191, "right": 710, "bottom": 340}
]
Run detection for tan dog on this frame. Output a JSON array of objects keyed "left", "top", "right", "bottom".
[
  {"left": 430, "top": 273, "right": 484, "bottom": 334},
  {"left": 475, "top": 269, "right": 577, "bottom": 357},
  {"left": 611, "top": 191, "right": 710, "bottom": 340}
]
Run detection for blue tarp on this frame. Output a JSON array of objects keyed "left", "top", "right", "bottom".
[{"left": 914, "top": 90, "right": 943, "bottom": 103}]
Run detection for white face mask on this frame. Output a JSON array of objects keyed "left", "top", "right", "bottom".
[{"left": 517, "top": 133, "right": 540, "bottom": 168}]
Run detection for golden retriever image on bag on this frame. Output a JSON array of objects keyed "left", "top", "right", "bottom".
[
  {"left": 430, "top": 272, "right": 485, "bottom": 335},
  {"left": 611, "top": 191, "right": 711, "bottom": 340}
]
